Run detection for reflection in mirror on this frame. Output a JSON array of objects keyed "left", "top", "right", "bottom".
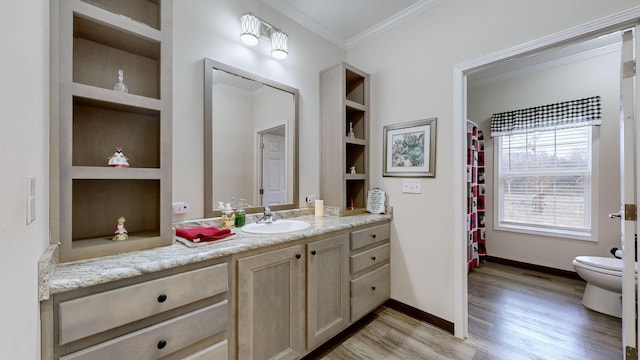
[{"left": 204, "top": 58, "right": 299, "bottom": 217}]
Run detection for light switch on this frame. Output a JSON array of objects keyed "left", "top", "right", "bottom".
[
  {"left": 402, "top": 179, "right": 422, "bottom": 194},
  {"left": 27, "top": 176, "right": 36, "bottom": 225}
]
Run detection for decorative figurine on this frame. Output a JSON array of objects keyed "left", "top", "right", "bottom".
[
  {"left": 350, "top": 166, "right": 357, "bottom": 174},
  {"left": 108, "top": 146, "right": 130, "bottom": 168},
  {"left": 113, "top": 216, "right": 128, "bottom": 241},
  {"left": 114, "top": 69, "right": 129, "bottom": 93},
  {"left": 348, "top": 122, "right": 355, "bottom": 138}
]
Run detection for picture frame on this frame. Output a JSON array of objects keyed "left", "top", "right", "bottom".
[{"left": 383, "top": 118, "right": 436, "bottom": 177}]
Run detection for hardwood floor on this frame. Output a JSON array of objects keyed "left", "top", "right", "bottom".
[{"left": 311, "top": 262, "right": 622, "bottom": 360}]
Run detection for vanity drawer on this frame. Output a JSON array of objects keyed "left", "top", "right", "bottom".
[
  {"left": 350, "top": 223, "right": 390, "bottom": 250},
  {"left": 60, "top": 301, "right": 228, "bottom": 360},
  {"left": 59, "top": 263, "right": 228, "bottom": 345},
  {"left": 351, "top": 243, "right": 390, "bottom": 274},
  {"left": 351, "top": 264, "right": 390, "bottom": 321}
]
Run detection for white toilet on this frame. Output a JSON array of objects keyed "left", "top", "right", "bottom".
[{"left": 572, "top": 256, "right": 630, "bottom": 318}]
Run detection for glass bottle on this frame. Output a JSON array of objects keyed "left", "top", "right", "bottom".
[
  {"left": 348, "top": 122, "right": 355, "bottom": 138},
  {"left": 114, "top": 69, "right": 128, "bottom": 93}
]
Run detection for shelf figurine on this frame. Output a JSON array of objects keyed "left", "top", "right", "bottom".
[
  {"left": 114, "top": 69, "right": 128, "bottom": 93},
  {"left": 348, "top": 122, "right": 355, "bottom": 138},
  {"left": 113, "top": 216, "right": 128, "bottom": 241},
  {"left": 350, "top": 166, "right": 356, "bottom": 174},
  {"left": 108, "top": 146, "right": 130, "bottom": 168}
]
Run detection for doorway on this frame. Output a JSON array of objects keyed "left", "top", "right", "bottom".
[
  {"left": 259, "top": 125, "right": 287, "bottom": 206},
  {"left": 453, "top": 10, "right": 640, "bottom": 353}
]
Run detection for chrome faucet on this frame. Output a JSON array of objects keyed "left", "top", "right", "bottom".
[{"left": 257, "top": 206, "right": 274, "bottom": 224}]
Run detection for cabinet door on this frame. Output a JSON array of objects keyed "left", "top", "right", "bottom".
[
  {"left": 307, "top": 234, "right": 350, "bottom": 349},
  {"left": 237, "top": 245, "right": 305, "bottom": 360}
]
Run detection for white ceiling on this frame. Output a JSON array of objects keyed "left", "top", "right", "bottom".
[
  {"left": 263, "top": 0, "right": 444, "bottom": 49},
  {"left": 262, "top": 1, "right": 623, "bottom": 84}
]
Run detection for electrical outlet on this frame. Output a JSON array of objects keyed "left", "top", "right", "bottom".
[
  {"left": 172, "top": 202, "right": 190, "bottom": 214},
  {"left": 402, "top": 179, "right": 422, "bottom": 194},
  {"left": 305, "top": 195, "right": 318, "bottom": 203}
]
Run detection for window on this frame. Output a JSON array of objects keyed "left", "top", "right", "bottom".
[{"left": 496, "top": 126, "right": 593, "bottom": 237}]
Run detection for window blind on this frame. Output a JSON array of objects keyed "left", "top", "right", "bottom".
[{"left": 497, "top": 126, "right": 591, "bottom": 232}]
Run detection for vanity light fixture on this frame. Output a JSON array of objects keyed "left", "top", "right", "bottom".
[
  {"left": 240, "top": 14, "right": 260, "bottom": 46},
  {"left": 240, "top": 13, "right": 288, "bottom": 60}
]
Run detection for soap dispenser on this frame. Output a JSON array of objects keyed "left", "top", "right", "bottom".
[
  {"left": 235, "top": 199, "right": 246, "bottom": 227},
  {"left": 221, "top": 203, "right": 235, "bottom": 229}
]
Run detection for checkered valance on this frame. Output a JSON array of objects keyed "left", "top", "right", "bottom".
[{"left": 490, "top": 96, "right": 602, "bottom": 137}]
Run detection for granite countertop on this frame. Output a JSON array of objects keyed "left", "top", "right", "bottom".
[{"left": 40, "top": 210, "right": 391, "bottom": 301}]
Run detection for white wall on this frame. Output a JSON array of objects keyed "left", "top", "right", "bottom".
[
  {"left": 346, "top": 0, "right": 637, "bottom": 325},
  {"left": 172, "top": 0, "right": 345, "bottom": 221},
  {"left": 0, "top": 0, "right": 50, "bottom": 359},
  {"left": 468, "top": 50, "right": 621, "bottom": 271},
  {"left": 212, "top": 86, "right": 254, "bottom": 205}
]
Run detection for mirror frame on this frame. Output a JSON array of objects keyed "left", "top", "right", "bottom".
[{"left": 204, "top": 58, "right": 299, "bottom": 218}]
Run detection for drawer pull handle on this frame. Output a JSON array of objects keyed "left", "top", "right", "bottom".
[
  {"left": 157, "top": 294, "right": 168, "bottom": 303},
  {"left": 371, "top": 286, "right": 376, "bottom": 291},
  {"left": 371, "top": 256, "right": 376, "bottom": 261},
  {"left": 371, "top": 234, "right": 377, "bottom": 239},
  {"left": 157, "top": 339, "right": 167, "bottom": 349},
  {"left": 311, "top": 250, "right": 317, "bottom": 256},
  {"left": 295, "top": 254, "right": 301, "bottom": 259}
]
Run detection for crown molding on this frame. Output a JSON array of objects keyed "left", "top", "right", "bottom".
[
  {"left": 263, "top": 0, "right": 348, "bottom": 49},
  {"left": 263, "top": 0, "right": 444, "bottom": 50},
  {"left": 347, "top": 0, "right": 444, "bottom": 49},
  {"left": 468, "top": 42, "right": 622, "bottom": 88}
]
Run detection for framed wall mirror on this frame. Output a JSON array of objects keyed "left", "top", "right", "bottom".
[{"left": 204, "top": 58, "right": 299, "bottom": 217}]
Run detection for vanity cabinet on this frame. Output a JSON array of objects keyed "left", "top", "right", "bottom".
[
  {"left": 50, "top": 0, "right": 173, "bottom": 262},
  {"left": 236, "top": 245, "right": 306, "bottom": 360},
  {"left": 234, "top": 222, "right": 388, "bottom": 359},
  {"left": 306, "top": 234, "right": 350, "bottom": 349},
  {"left": 350, "top": 223, "right": 391, "bottom": 321},
  {"left": 235, "top": 235, "right": 351, "bottom": 359},
  {"left": 43, "top": 260, "right": 230, "bottom": 360},
  {"left": 320, "top": 62, "right": 370, "bottom": 215}
]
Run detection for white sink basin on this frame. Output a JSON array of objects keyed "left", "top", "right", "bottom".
[{"left": 241, "top": 219, "right": 311, "bottom": 234}]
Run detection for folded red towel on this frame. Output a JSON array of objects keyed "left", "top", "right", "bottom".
[{"left": 175, "top": 226, "right": 233, "bottom": 242}]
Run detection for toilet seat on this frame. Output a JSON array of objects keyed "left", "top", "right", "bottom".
[{"left": 573, "top": 256, "right": 637, "bottom": 277}]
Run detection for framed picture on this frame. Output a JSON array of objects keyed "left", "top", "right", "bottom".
[{"left": 383, "top": 118, "right": 436, "bottom": 177}]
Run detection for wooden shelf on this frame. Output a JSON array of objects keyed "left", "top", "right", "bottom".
[
  {"left": 345, "top": 137, "right": 366, "bottom": 146},
  {"left": 345, "top": 100, "right": 366, "bottom": 111},
  {"left": 52, "top": 0, "right": 172, "bottom": 262},
  {"left": 345, "top": 174, "right": 366, "bottom": 181},
  {"left": 321, "top": 62, "right": 370, "bottom": 216},
  {"left": 72, "top": 166, "right": 162, "bottom": 179},
  {"left": 73, "top": 83, "right": 161, "bottom": 112},
  {"left": 79, "top": 0, "right": 162, "bottom": 31}
]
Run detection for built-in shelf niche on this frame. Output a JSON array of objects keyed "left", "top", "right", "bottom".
[
  {"left": 346, "top": 143, "right": 366, "bottom": 175},
  {"left": 346, "top": 179, "right": 366, "bottom": 211},
  {"left": 346, "top": 106, "right": 365, "bottom": 139},
  {"left": 345, "top": 69, "right": 366, "bottom": 105},
  {"left": 72, "top": 96, "right": 160, "bottom": 168},
  {"left": 72, "top": 179, "right": 160, "bottom": 242},
  {"left": 80, "top": 0, "right": 161, "bottom": 30},
  {"left": 73, "top": 13, "right": 161, "bottom": 99},
  {"left": 52, "top": 0, "right": 172, "bottom": 262}
]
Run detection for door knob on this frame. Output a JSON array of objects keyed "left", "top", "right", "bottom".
[{"left": 609, "top": 211, "right": 622, "bottom": 219}]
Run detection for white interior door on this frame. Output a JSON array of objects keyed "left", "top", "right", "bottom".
[
  {"left": 262, "top": 133, "right": 286, "bottom": 206},
  {"left": 618, "top": 26, "right": 639, "bottom": 359}
]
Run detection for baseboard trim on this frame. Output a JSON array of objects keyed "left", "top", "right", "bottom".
[
  {"left": 385, "top": 298, "right": 455, "bottom": 335},
  {"left": 485, "top": 256, "right": 582, "bottom": 281},
  {"left": 302, "top": 299, "right": 455, "bottom": 359}
]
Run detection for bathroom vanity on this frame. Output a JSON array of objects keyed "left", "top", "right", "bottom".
[{"left": 40, "top": 212, "right": 391, "bottom": 360}]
